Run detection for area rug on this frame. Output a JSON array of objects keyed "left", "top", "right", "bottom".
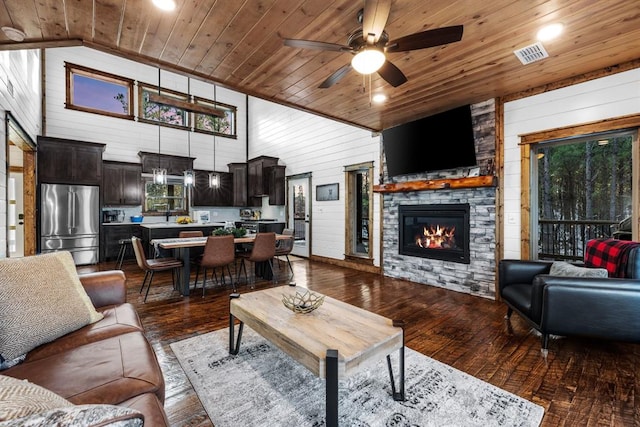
[{"left": 170, "top": 327, "right": 544, "bottom": 426}]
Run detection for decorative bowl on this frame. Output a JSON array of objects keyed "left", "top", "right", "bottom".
[
  {"left": 130, "top": 215, "right": 143, "bottom": 223},
  {"left": 282, "top": 290, "right": 325, "bottom": 314}
]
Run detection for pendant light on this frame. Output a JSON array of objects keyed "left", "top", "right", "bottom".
[
  {"left": 183, "top": 77, "right": 194, "bottom": 186},
  {"left": 153, "top": 68, "right": 167, "bottom": 185},
  {"left": 208, "top": 83, "right": 219, "bottom": 188}
]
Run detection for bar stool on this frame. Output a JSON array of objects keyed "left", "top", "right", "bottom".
[{"left": 116, "top": 238, "right": 133, "bottom": 269}]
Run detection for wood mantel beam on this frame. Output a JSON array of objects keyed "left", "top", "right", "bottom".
[
  {"left": 148, "top": 93, "right": 226, "bottom": 118},
  {"left": 373, "top": 175, "right": 497, "bottom": 193}
]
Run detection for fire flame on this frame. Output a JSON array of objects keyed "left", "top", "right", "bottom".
[{"left": 415, "top": 225, "right": 456, "bottom": 249}]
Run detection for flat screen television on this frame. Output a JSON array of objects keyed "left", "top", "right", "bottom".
[{"left": 382, "top": 104, "right": 477, "bottom": 177}]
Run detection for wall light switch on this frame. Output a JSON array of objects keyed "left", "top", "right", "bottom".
[{"left": 507, "top": 213, "right": 517, "bottom": 225}]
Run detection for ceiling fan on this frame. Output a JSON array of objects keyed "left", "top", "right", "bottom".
[{"left": 283, "top": 0, "right": 463, "bottom": 89}]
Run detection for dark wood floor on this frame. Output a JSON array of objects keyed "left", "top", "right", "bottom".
[{"left": 80, "top": 257, "right": 640, "bottom": 426}]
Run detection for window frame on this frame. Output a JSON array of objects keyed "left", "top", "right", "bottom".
[
  {"left": 344, "top": 161, "right": 374, "bottom": 263},
  {"left": 519, "top": 114, "right": 640, "bottom": 259},
  {"left": 142, "top": 177, "right": 189, "bottom": 216},
  {"left": 137, "top": 83, "right": 190, "bottom": 130},
  {"left": 65, "top": 62, "right": 135, "bottom": 120},
  {"left": 192, "top": 96, "right": 237, "bottom": 139}
]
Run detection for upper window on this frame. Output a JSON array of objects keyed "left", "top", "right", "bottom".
[
  {"left": 65, "top": 63, "right": 134, "bottom": 119},
  {"left": 138, "top": 83, "right": 188, "bottom": 128},
  {"left": 193, "top": 97, "right": 237, "bottom": 139}
]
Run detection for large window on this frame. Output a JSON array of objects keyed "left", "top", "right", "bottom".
[
  {"left": 534, "top": 130, "right": 635, "bottom": 260},
  {"left": 65, "top": 63, "right": 134, "bottom": 119}
]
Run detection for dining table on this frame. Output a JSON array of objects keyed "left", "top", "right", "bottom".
[{"left": 151, "top": 234, "right": 293, "bottom": 296}]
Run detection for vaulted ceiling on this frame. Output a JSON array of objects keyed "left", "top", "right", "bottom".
[{"left": 1, "top": 1, "right": 639, "bottom": 131}]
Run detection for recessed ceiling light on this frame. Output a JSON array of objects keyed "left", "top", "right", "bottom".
[
  {"left": 152, "top": 0, "right": 176, "bottom": 11},
  {"left": 1, "top": 26, "right": 26, "bottom": 42},
  {"left": 537, "top": 23, "right": 563, "bottom": 41},
  {"left": 372, "top": 93, "right": 387, "bottom": 103}
]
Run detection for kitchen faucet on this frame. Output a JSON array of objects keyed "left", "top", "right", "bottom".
[{"left": 165, "top": 210, "right": 170, "bottom": 222}]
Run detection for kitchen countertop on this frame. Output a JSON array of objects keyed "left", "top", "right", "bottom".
[
  {"left": 102, "top": 222, "right": 227, "bottom": 228},
  {"left": 139, "top": 222, "right": 226, "bottom": 229}
]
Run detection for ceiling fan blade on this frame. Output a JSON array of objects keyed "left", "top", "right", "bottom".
[
  {"left": 386, "top": 25, "right": 463, "bottom": 52},
  {"left": 284, "top": 38, "right": 350, "bottom": 52},
  {"left": 377, "top": 60, "right": 407, "bottom": 87},
  {"left": 362, "top": 0, "right": 391, "bottom": 44},
  {"left": 319, "top": 64, "right": 352, "bottom": 88}
]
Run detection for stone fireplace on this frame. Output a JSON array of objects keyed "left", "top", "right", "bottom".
[
  {"left": 399, "top": 204, "right": 470, "bottom": 264},
  {"left": 377, "top": 99, "right": 497, "bottom": 299}
]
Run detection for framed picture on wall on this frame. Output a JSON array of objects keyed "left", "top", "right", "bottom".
[{"left": 316, "top": 183, "right": 339, "bottom": 201}]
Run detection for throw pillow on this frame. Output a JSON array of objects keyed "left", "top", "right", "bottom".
[
  {"left": 0, "top": 252, "right": 104, "bottom": 362},
  {"left": 2, "top": 405, "right": 144, "bottom": 427},
  {"left": 0, "top": 375, "right": 71, "bottom": 421},
  {"left": 0, "top": 375, "right": 143, "bottom": 426},
  {"left": 550, "top": 261, "right": 609, "bottom": 278}
]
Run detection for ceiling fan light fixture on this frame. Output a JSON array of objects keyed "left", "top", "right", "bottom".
[
  {"left": 351, "top": 48, "right": 385, "bottom": 74},
  {"left": 152, "top": 0, "right": 176, "bottom": 11}
]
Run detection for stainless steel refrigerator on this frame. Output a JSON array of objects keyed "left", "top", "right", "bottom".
[{"left": 40, "top": 183, "right": 99, "bottom": 265}]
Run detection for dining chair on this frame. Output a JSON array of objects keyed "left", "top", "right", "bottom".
[
  {"left": 236, "top": 232, "right": 276, "bottom": 288},
  {"left": 194, "top": 235, "right": 236, "bottom": 296},
  {"left": 274, "top": 228, "right": 294, "bottom": 277},
  {"left": 131, "top": 236, "right": 183, "bottom": 302}
]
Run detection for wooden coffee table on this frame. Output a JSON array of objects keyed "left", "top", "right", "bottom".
[{"left": 228, "top": 285, "right": 405, "bottom": 427}]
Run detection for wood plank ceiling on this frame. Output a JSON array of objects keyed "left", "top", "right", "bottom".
[{"left": 1, "top": 0, "right": 639, "bottom": 131}]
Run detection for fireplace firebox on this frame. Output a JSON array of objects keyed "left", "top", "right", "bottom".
[{"left": 398, "top": 204, "right": 470, "bottom": 264}]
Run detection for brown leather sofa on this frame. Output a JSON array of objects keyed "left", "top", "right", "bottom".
[{"left": 3, "top": 270, "right": 169, "bottom": 426}]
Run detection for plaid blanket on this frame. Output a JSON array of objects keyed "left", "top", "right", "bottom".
[{"left": 584, "top": 238, "right": 640, "bottom": 278}]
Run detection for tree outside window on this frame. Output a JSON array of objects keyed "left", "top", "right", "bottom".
[
  {"left": 138, "top": 84, "right": 188, "bottom": 127},
  {"left": 536, "top": 131, "right": 633, "bottom": 259}
]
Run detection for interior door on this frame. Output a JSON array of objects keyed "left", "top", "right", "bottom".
[
  {"left": 8, "top": 173, "right": 24, "bottom": 257},
  {"left": 288, "top": 175, "right": 310, "bottom": 258},
  {"left": 6, "top": 113, "right": 36, "bottom": 258}
]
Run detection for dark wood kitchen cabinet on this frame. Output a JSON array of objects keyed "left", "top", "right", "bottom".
[
  {"left": 228, "top": 162, "right": 247, "bottom": 207},
  {"left": 138, "top": 152, "right": 195, "bottom": 176},
  {"left": 100, "top": 224, "right": 142, "bottom": 262},
  {"left": 103, "top": 161, "right": 142, "bottom": 206},
  {"left": 248, "top": 156, "right": 278, "bottom": 197},
  {"left": 191, "top": 170, "right": 232, "bottom": 206},
  {"left": 37, "top": 136, "right": 105, "bottom": 185},
  {"left": 267, "top": 165, "right": 286, "bottom": 205}
]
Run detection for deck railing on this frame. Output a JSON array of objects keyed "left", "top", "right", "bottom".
[{"left": 538, "top": 219, "right": 619, "bottom": 261}]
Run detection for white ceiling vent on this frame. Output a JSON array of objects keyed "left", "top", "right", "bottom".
[{"left": 513, "top": 42, "right": 549, "bottom": 65}]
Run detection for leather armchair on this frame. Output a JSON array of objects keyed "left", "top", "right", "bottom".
[{"left": 499, "top": 256, "right": 640, "bottom": 353}]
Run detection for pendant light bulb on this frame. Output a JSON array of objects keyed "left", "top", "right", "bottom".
[
  {"left": 183, "top": 170, "right": 194, "bottom": 186},
  {"left": 208, "top": 172, "right": 219, "bottom": 188},
  {"left": 153, "top": 168, "right": 167, "bottom": 184}
]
